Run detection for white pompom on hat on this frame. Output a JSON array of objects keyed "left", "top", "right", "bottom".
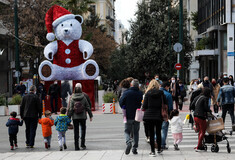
[
  {"left": 75, "top": 83, "right": 82, "bottom": 89},
  {"left": 45, "top": 5, "right": 75, "bottom": 41}
]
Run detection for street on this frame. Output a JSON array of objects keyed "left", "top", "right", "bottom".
[{"left": 0, "top": 105, "right": 235, "bottom": 159}]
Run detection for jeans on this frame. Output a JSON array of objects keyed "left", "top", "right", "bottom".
[
  {"left": 24, "top": 117, "right": 38, "bottom": 146},
  {"left": 62, "top": 97, "right": 68, "bottom": 108},
  {"left": 222, "top": 104, "right": 235, "bottom": 124},
  {"left": 161, "top": 121, "right": 169, "bottom": 147},
  {"left": 73, "top": 119, "right": 86, "bottom": 148},
  {"left": 44, "top": 135, "right": 52, "bottom": 145},
  {"left": 145, "top": 120, "right": 162, "bottom": 152},
  {"left": 57, "top": 131, "right": 66, "bottom": 147},
  {"left": 9, "top": 134, "right": 17, "bottom": 146},
  {"left": 50, "top": 95, "right": 58, "bottom": 113},
  {"left": 194, "top": 117, "right": 207, "bottom": 149},
  {"left": 125, "top": 120, "right": 140, "bottom": 150}
]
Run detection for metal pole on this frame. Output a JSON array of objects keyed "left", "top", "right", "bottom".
[
  {"left": 14, "top": 0, "right": 20, "bottom": 84},
  {"left": 168, "top": 0, "right": 172, "bottom": 76},
  {"left": 179, "top": 0, "right": 184, "bottom": 81}
]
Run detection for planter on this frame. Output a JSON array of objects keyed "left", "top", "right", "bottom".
[
  {"left": 0, "top": 105, "right": 7, "bottom": 116},
  {"left": 8, "top": 105, "right": 20, "bottom": 115},
  {"left": 102, "top": 103, "right": 119, "bottom": 114}
]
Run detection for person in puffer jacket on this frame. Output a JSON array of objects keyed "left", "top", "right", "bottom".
[
  {"left": 54, "top": 107, "right": 71, "bottom": 151},
  {"left": 38, "top": 110, "right": 54, "bottom": 149},
  {"left": 169, "top": 109, "right": 183, "bottom": 151},
  {"left": 6, "top": 111, "right": 23, "bottom": 150}
]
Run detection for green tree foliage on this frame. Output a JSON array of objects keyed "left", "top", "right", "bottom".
[
  {"left": 191, "top": 11, "right": 198, "bottom": 31},
  {"left": 109, "top": 0, "right": 193, "bottom": 80}
]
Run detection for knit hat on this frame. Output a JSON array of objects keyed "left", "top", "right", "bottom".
[{"left": 45, "top": 5, "right": 75, "bottom": 41}]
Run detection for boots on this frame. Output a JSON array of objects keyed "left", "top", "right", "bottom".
[
  {"left": 81, "top": 139, "right": 86, "bottom": 150},
  {"left": 174, "top": 144, "right": 180, "bottom": 151},
  {"left": 45, "top": 142, "right": 48, "bottom": 149},
  {"left": 75, "top": 141, "right": 80, "bottom": 151}
]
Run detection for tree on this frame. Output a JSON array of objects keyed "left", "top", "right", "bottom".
[
  {"left": 0, "top": 0, "right": 53, "bottom": 78},
  {"left": 112, "top": 0, "right": 193, "bottom": 80}
]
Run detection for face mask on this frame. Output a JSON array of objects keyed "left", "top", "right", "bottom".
[
  {"left": 54, "top": 82, "right": 57, "bottom": 84},
  {"left": 212, "top": 81, "right": 216, "bottom": 85},
  {"left": 155, "top": 78, "right": 159, "bottom": 81},
  {"left": 179, "top": 84, "right": 182, "bottom": 86},
  {"left": 172, "top": 80, "right": 175, "bottom": 83},
  {"left": 204, "top": 80, "right": 209, "bottom": 83},
  {"left": 194, "top": 82, "right": 197, "bottom": 85}
]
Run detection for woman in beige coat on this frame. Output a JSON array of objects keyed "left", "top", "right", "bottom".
[{"left": 211, "top": 78, "right": 220, "bottom": 115}]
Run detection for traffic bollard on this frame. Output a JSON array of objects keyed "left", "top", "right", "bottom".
[
  {"left": 42, "top": 100, "right": 45, "bottom": 116},
  {"left": 113, "top": 98, "right": 116, "bottom": 114}
]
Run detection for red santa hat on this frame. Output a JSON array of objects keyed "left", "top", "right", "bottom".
[{"left": 45, "top": 5, "right": 75, "bottom": 41}]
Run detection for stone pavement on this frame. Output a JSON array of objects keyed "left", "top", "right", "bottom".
[{"left": 0, "top": 104, "right": 235, "bottom": 160}]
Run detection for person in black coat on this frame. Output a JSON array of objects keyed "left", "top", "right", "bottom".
[
  {"left": 61, "top": 80, "right": 72, "bottom": 107},
  {"left": 142, "top": 80, "right": 167, "bottom": 156},
  {"left": 6, "top": 111, "right": 23, "bottom": 150},
  {"left": 119, "top": 79, "right": 143, "bottom": 155},
  {"left": 20, "top": 85, "right": 42, "bottom": 148},
  {"left": 191, "top": 87, "right": 211, "bottom": 152},
  {"left": 48, "top": 80, "right": 61, "bottom": 114},
  {"left": 170, "top": 77, "right": 180, "bottom": 110}
]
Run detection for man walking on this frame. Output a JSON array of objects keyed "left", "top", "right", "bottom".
[
  {"left": 48, "top": 80, "right": 61, "bottom": 114},
  {"left": 119, "top": 79, "right": 143, "bottom": 155},
  {"left": 20, "top": 85, "right": 42, "bottom": 148},
  {"left": 160, "top": 82, "right": 173, "bottom": 150},
  {"left": 217, "top": 77, "right": 235, "bottom": 125}
]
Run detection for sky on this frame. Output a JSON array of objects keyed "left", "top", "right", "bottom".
[{"left": 115, "top": 0, "right": 139, "bottom": 30}]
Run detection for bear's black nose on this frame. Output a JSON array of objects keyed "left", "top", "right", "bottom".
[{"left": 64, "top": 29, "right": 68, "bottom": 33}]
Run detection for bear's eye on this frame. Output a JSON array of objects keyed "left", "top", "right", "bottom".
[
  {"left": 61, "top": 24, "right": 64, "bottom": 27},
  {"left": 70, "top": 24, "right": 72, "bottom": 26}
]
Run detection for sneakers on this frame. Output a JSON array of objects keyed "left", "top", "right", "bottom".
[
  {"left": 30, "top": 146, "right": 34, "bottom": 148},
  {"left": 75, "top": 146, "right": 80, "bottom": 151},
  {"left": 125, "top": 143, "right": 132, "bottom": 155},
  {"left": 10, "top": 146, "right": 14, "bottom": 150},
  {"left": 63, "top": 144, "right": 67, "bottom": 150},
  {"left": 149, "top": 152, "right": 156, "bottom": 157},
  {"left": 48, "top": 145, "right": 51, "bottom": 149},
  {"left": 174, "top": 144, "right": 180, "bottom": 151},
  {"left": 60, "top": 146, "right": 63, "bottom": 151},
  {"left": 81, "top": 145, "right": 86, "bottom": 150},
  {"left": 195, "top": 147, "right": 206, "bottom": 152},
  {"left": 162, "top": 146, "right": 168, "bottom": 150},
  {"left": 146, "top": 137, "right": 150, "bottom": 143},
  {"left": 132, "top": 148, "right": 138, "bottom": 155},
  {"left": 157, "top": 149, "right": 163, "bottom": 154},
  {"left": 14, "top": 144, "right": 18, "bottom": 149}
]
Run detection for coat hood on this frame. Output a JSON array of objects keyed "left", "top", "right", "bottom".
[
  {"left": 71, "top": 93, "right": 84, "bottom": 101},
  {"left": 170, "top": 116, "right": 181, "bottom": 125},
  {"left": 40, "top": 117, "right": 52, "bottom": 125},
  {"left": 57, "top": 115, "right": 69, "bottom": 121}
]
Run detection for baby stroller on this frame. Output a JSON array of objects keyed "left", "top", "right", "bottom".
[{"left": 203, "top": 113, "right": 231, "bottom": 153}]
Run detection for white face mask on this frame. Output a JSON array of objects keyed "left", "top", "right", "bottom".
[
  {"left": 54, "top": 81, "right": 57, "bottom": 84},
  {"left": 172, "top": 80, "right": 175, "bottom": 83}
]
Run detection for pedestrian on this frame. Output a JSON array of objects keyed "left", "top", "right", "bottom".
[
  {"left": 119, "top": 79, "right": 143, "bottom": 155},
  {"left": 6, "top": 111, "right": 23, "bottom": 150},
  {"left": 61, "top": 80, "right": 72, "bottom": 107},
  {"left": 229, "top": 75, "right": 234, "bottom": 86},
  {"left": 20, "top": 85, "right": 42, "bottom": 148},
  {"left": 38, "top": 110, "right": 54, "bottom": 149},
  {"left": 170, "top": 77, "right": 180, "bottom": 110},
  {"left": 142, "top": 79, "right": 167, "bottom": 157},
  {"left": 118, "top": 79, "right": 131, "bottom": 123},
  {"left": 154, "top": 74, "right": 163, "bottom": 85},
  {"left": 54, "top": 107, "right": 71, "bottom": 151},
  {"left": 16, "top": 81, "right": 26, "bottom": 97},
  {"left": 48, "top": 80, "right": 61, "bottom": 114},
  {"left": 189, "top": 79, "right": 198, "bottom": 94},
  {"left": 211, "top": 78, "right": 220, "bottom": 115},
  {"left": 169, "top": 109, "right": 183, "bottom": 151},
  {"left": 217, "top": 77, "right": 235, "bottom": 125},
  {"left": 159, "top": 81, "right": 173, "bottom": 150},
  {"left": 178, "top": 80, "right": 186, "bottom": 110},
  {"left": 191, "top": 87, "right": 211, "bottom": 152},
  {"left": 68, "top": 83, "right": 93, "bottom": 150}
]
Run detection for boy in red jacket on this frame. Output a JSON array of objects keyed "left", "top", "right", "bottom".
[{"left": 38, "top": 110, "right": 54, "bottom": 149}]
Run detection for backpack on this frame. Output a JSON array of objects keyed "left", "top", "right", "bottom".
[{"left": 74, "top": 101, "right": 85, "bottom": 114}]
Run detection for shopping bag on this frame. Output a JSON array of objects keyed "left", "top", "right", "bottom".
[
  {"left": 206, "top": 118, "right": 224, "bottom": 134},
  {"left": 183, "top": 114, "right": 190, "bottom": 124},
  {"left": 135, "top": 109, "right": 144, "bottom": 122}
]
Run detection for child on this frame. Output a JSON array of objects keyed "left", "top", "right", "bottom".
[
  {"left": 38, "top": 110, "right": 54, "bottom": 149},
  {"left": 54, "top": 107, "right": 71, "bottom": 151},
  {"left": 6, "top": 111, "right": 23, "bottom": 150},
  {"left": 169, "top": 109, "right": 183, "bottom": 151}
]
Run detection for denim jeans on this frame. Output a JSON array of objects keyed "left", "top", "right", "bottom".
[
  {"left": 125, "top": 120, "right": 140, "bottom": 150},
  {"left": 44, "top": 135, "right": 52, "bottom": 145},
  {"left": 161, "top": 121, "right": 169, "bottom": 147}
]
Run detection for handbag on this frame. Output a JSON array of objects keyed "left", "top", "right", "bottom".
[
  {"left": 161, "top": 96, "right": 168, "bottom": 121},
  {"left": 206, "top": 118, "right": 224, "bottom": 134},
  {"left": 135, "top": 109, "right": 144, "bottom": 122}
]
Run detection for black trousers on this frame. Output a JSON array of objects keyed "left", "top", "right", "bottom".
[
  {"left": 145, "top": 120, "right": 162, "bottom": 152},
  {"left": 222, "top": 104, "right": 235, "bottom": 124},
  {"left": 9, "top": 134, "right": 17, "bottom": 146},
  {"left": 50, "top": 95, "right": 58, "bottom": 113},
  {"left": 73, "top": 119, "right": 86, "bottom": 148},
  {"left": 143, "top": 121, "right": 150, "bottom": 138},
  {"left": 24, "top": 117, "right": 38, "bottom": 146}
]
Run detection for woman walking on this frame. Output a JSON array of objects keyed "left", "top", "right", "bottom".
[{"left": 142, "top": 80, "right": 167, "bottom": 157}]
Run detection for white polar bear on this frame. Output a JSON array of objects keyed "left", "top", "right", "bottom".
[{"left": 38, "top": 5, "right": 99, "bottom": 81}]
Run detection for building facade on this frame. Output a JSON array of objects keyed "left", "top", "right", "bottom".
[
  {"left": 196, "top": 0, "right": 235, "bottom": 79},
  {"left": 114, "top": 20, "right": 127, "bottom": 45}
]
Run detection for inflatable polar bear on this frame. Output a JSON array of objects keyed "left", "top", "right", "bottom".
[{"left": 38, "top": 5, "right": 99, "bottom": 81}]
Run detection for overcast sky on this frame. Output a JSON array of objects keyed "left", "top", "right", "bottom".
[{"left": 115, "top": 0, "right": 139, "bottom": 30}]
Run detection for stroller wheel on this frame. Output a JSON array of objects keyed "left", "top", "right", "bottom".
[
  {"left": 211, "top": 145, "right": 215, "bottom": 152},
  {"left": 227, "top": 145, "right": 231, "bottom": 153},
  {"left": 204, "top": 145, "right": 207, "bottom": 151},
  {"left": 211, "top": 144, "right": 219, "bottom": 152},
  {"left": 215, "top": 145, "right": 219, "bottom": 153}
]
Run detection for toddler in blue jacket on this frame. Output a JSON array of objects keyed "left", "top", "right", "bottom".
[{"left": 6, "top": 111, "right": 23, "bottom": 150}]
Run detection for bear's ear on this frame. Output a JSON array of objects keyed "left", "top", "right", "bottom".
[{"left": 75, "top": 15, "right": 83, "bottom": 24}]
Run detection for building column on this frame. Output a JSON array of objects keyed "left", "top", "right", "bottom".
[
  {"left": 217, "top": 30, "right": 221, "bottom": 76},
  {"left": 227, "top": 24, "right": 234, "bottom": 77}
]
